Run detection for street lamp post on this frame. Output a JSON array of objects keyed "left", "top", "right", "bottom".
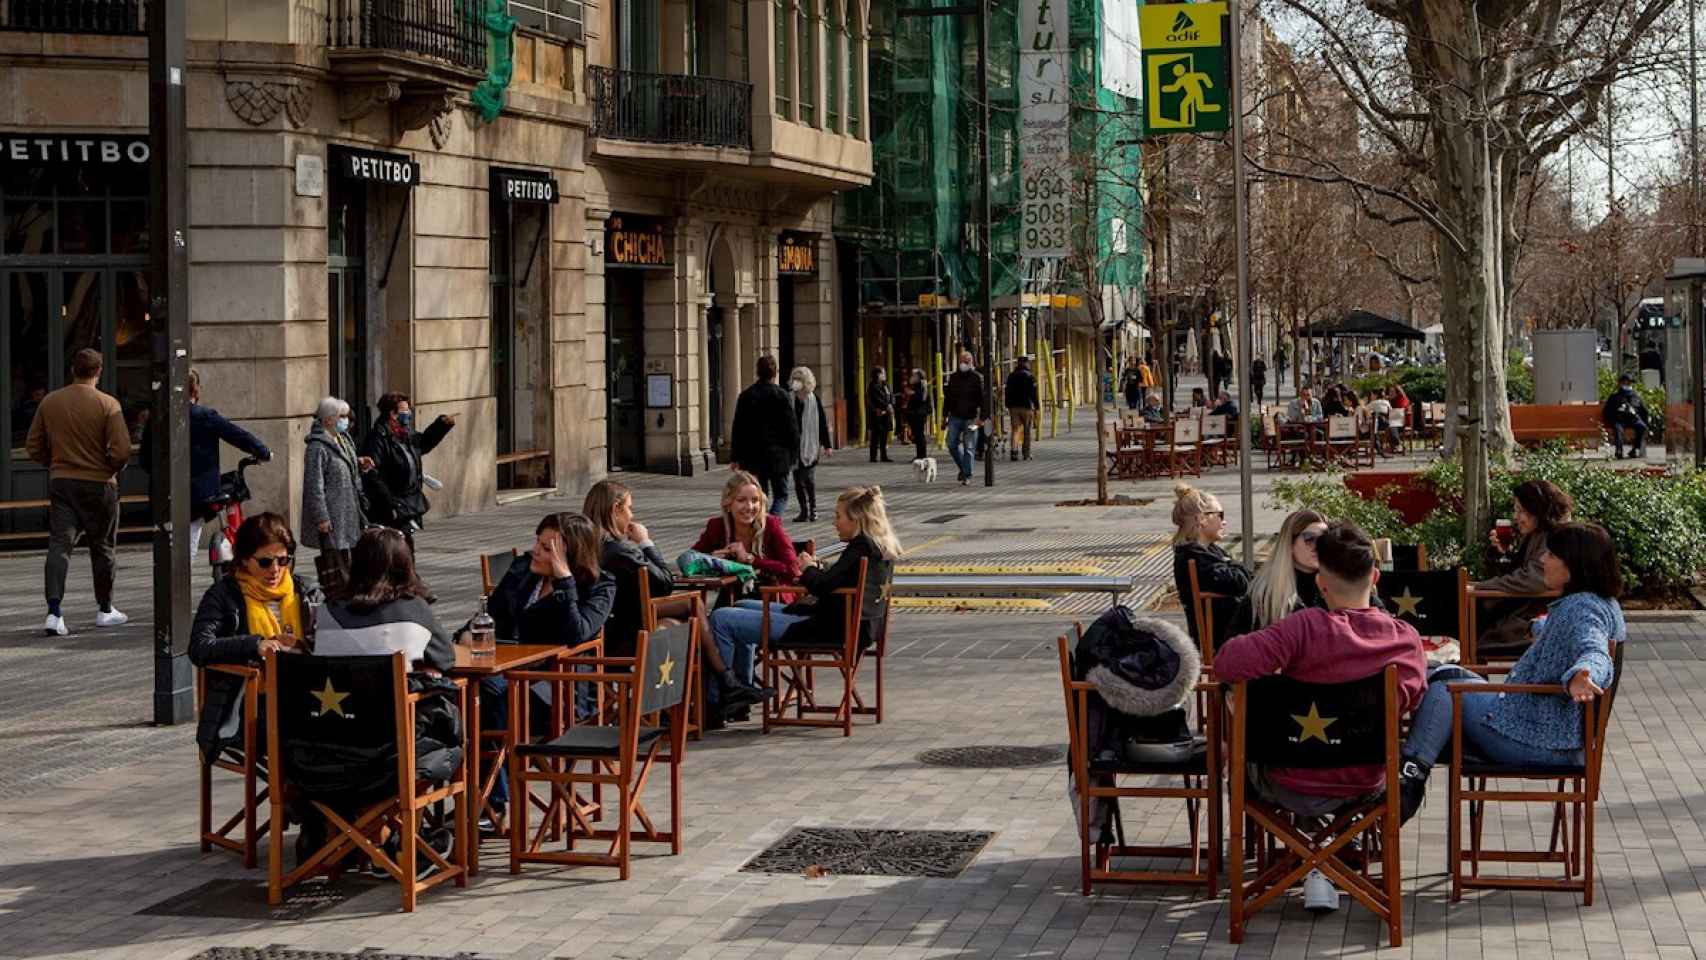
[{"left": 149, "top": 0, "right": 194, "bottom": 724}]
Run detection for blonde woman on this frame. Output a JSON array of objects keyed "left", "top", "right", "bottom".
[
  {"left": 1170, "top": 482, "right": 1250, "bottom": 651},
  {"left": 789, "top": 365, "right": 833, "bottom": 523},
  {"left": 1225, "top": 509, "right": 1327, "bottom": 638},
  {"left": 691, "top": 470, "right": 800, "bottom": 584},
  {"left": 583, "top": 479, "right": 674, "bottom": 658},
  {"left": 708, "top": 485, "right": 900, "bottom": 720}
]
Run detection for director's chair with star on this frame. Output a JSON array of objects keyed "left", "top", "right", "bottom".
[{"left": 1375, "top": 567, "right": 1470, "bottom": 653}]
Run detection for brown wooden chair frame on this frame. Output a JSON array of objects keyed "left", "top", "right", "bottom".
[
  {"left": 1463, "top": 584, "right": 1564, "bottom": 664},
  {"left": 1058, "top": 633, "right": 1221, "bottom": 895},
  {"left": 504, "top": 626, "right": 692, "bottom": 880},
  {"left": 1226, "top": 665, "right": 1405, "bottom": 946},
  {"left": 264, "top": 651, "right": 469, "bottom": 912},
  {"left": 480, "top": 548, "right": 520, "bottom": 596},
  {"left": 1448, "top": 643, "right": 1623, "bottom": 905},
  {"left": 639, "top": 576, "right": 706, "bottom": 739},
  {"left": 197, "top": 662, "right": 268, "bottom": 868},
  {"left": 759, "top": 557, "right": 877, "bottom": 737}
]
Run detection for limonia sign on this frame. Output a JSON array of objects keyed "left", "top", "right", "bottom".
[{"left": 1139, "top": 3, "right": 1230, "bottom": 134}]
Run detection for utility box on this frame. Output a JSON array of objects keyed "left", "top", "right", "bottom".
[{"left": 1531, "top": 329, "right": 1600, "bottom": 404}]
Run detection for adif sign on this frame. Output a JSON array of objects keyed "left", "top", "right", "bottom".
[{"left": 1020, "top": 0, "right": 1070, "bottom": 259}]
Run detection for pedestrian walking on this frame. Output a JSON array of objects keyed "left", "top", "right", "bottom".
[
  {"left": 1120, "top": 359, "right": 1144, "bottom": 411},
  {"left": 904, "top": 368, "right": 933, "bottom": 461},
  {"left": 1005, "top": 354, "right": 1041, "bottom": 461},
  {"left": 1274, "top": 346, "right": 1289, "bottom": 387},
  {"left": 730, "top": 355, "right": 799, "bottom": 516},
  {"left": 867, "top": 367, "right": 895, "bottom": 463},
  {"left": 301, "top": 396, "right": 370, "bottom": 592},
  {"left": 944, "top": 349, "right": 984, "bottom": 484},
  {"left": 360, "top": 391, "right": 456, "bottom": 553},
  {"left": 789, "top": 366, "right": 833, "bottom": 523},
  {"left": 26, "top": 348, "right": 131, "bottom": 636},
  {"left": 184, "top": 369, "right": 272, "bottom": 566},
  {"left": 1250, "top": 357, "right": 1267, "bottom": 402}
]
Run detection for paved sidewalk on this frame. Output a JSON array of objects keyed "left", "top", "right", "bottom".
[{"left": 4, "top": 382, "right": 1704, "bottom": 960}]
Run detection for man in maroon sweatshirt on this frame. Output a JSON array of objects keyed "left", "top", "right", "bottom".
[{"left": 1215, "top": 522, "right": 1426, "bottom": 911}]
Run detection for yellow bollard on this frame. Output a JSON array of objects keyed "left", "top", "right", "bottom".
[
  {"left": 934, "top": 348, "right": 947, "bottom": 448},
  {"left": 1057, "top": 334, "right": 1071, "bottom": 431},
  {"left": 854, "top": 336, "right": 867, "bottom": 450},
  {"left": 1046, "top": 339, "right": 1059, "bottom": 438}
]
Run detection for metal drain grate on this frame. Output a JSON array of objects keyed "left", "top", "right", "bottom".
[
  {"left": 140, "top": 877, "right": 383, "bottom": 923},
  {"left": 923, "top": 513, "right": 968, "bottom": 524},
  {"left": 917, "top": 744, "right": 1066, "bottom": 768},
  {"left": 741, "top": 827, "right": 995, "bottom": 878},
  {"left": 190, "top": 950, "right": 477, "bottom": 960}
]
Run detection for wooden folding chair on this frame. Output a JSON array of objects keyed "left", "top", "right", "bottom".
[
  {"left": 1390, "top": 543, "right": 1428, "bottom": 572},
  {"left": 1463, "top": 584, "right": 1563, "bottom": 664},
  {"left": 639, "top": 576, "right": 705, "bottom": 739},
  {"left": 1376, "top": 567, "right": 1469, "bottom": 653},
  {"left": 481, "top": 548, "right": 520, "bottom": 595},
  {"left": 1449, "top": 643, "right": 1623, "bottom": 905},
  {"left": 759, "top": 557, "right": 885, "bottom": 737},
  {"left": 1058, "top": 634, "right": 1221, "bottom": 896},
  {"left": 197, "top": 662, "right": 268, "bottom": 868},
  {"left": 1227, "top": 665, "right": 1405, "bottom": 946},
  {"left": 1200, "top": 414, "right": 1232, "bottom": 468},
  {"left": 265, "top": 651, "right": 469, "bottom": 912},
  {"left": 1166, "top": 416, "right": 1203, "bottom": 478},
  {"left": 505, "top": 623, "right": 693, "bottom": 880},
  {"left": 1324, "top": 415, "right": 1360, "bottom": 468}
]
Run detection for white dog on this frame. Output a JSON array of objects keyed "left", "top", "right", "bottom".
[{"left": 912, "top": 457, "right": 939, "bottom": 482}]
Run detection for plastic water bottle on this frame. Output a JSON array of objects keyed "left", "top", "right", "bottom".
[{"left": 469, "top": 595, "right": 496, "bottom": 660}]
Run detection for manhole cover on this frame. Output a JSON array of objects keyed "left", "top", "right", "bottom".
[
  {"left": 140, "top": 876, "right": 383, "bottom": 923},
  {"left": 191, "top": 951, "right": 476, "bottom": 960},
  {"left": 741, "top": 827, "right": 994, "bottom": 878},
  {"left": 917, "top": 745, "right": 1066, "bottom": 768},
  {"left": 923, "top": 513, "right": 967, "bottom": 524}
]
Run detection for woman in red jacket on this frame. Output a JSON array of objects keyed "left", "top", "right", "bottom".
[{"left": 692, "top": 470, "right": 800, "bottom": 589}]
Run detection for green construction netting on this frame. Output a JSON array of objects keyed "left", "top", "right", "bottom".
[{"left": 835, "top": 0, "right": 1144, "bottom": 307}]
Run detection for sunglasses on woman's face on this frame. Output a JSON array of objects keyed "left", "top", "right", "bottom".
[
  {"left": 1204, "top": 510, "right": 1225, "bottom": 520},
  {"left": 1299, "top": 530, "right": 1321, "bottom": 545},
  {"left": 253, "top": 555, "right": 294, "bottom": 569}
]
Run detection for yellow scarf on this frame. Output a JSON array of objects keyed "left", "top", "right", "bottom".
[{"left": 235, "top": 569, "right": 302, "bottom": 640}]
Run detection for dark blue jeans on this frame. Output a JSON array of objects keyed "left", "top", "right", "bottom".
[{"left": 1402, "top": 669, "right": 1582, "bottom": 769}]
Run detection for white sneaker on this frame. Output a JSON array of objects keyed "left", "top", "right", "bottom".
[
  {"left": 1303, "top": 869, "right": 1340, "bottom": 913},
  {"left": 44, "top": 614, "right": 68, "bottom": 637},
  {"left": 94, "top": 608, "right": 129, "bottom": 628}
]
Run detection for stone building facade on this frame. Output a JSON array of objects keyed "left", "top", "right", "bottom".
[{"left": 0, "top": 0, "right": 870, "bottom": 538}]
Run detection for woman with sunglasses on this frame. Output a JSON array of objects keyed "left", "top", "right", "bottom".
[
  {"left": 1225, "top": 510, "right": 1327, "bottom": 637},
  {"left": 189, "top": 512, "right": 321, "bottom": 765},
  {"left": 1170, "top": 482, "right": 1250, "bottom": 652}
]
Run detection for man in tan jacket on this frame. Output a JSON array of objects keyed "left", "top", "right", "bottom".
[{"left": 26, "top": 348, "right": 131, "bottom": 635}]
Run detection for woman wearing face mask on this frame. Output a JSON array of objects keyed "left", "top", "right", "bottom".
[
  {"left": 301, "top": 396, "right": 369, "bottom": 587},
  {"left": 903, "top": 368, "right": 933, "bottom": 461},
  {"left": 789, "top": 366, "right": 834, "bottom": 523},
  {"left": 867, "top": 367, "right": 895, "bottom": 463}
]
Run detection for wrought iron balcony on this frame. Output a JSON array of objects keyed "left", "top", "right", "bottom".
[
  {"left": 590, "top": 66, "right": 753, "bottom": 150},
  {"left": 2, "top": 0, "right": 144, "bottom": 34},
  {"left": 327, "top": 0, "right": 487, "bottom": 74}
]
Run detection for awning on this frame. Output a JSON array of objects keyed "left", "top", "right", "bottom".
[{"left": 1304, "top": 309, "right": 1426, "bottom": 341}]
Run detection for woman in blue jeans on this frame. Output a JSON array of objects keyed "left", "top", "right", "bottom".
[
  {"left": 1396, "top": 522, "right": 1623, "bottom": 822},
  {"left": 709, "top": 485, "right": 901, "bottom": 721}
]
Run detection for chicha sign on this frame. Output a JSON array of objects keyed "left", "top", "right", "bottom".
[{"left": 605, "top": 215, "right": 671, "bottom": 268}]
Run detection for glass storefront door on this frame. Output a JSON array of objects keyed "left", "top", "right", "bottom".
[{"left": 606, "top": 270, "right": 646, "bottom": 470}]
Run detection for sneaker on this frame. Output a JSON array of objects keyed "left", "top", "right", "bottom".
[
  {"left": 1398, "top": 760, "right": 1429, "bottom": 824},
  {"left": 44, "top": 614, "right": 68, "bottom": 637},
  {"left": 95, "top": 608, "right": 129, "bottom": 628},
  {"left": 1303, "top": 869, "right": 1339, "bottom": 913}
]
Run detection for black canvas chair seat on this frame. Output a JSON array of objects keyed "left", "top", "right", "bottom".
[
  {"left": 1459, "top": 756, "right": 1584, "bottom": 778},
  {"left": 517, "top": 724, "right": 666, "bottom": 759},
  {"left": 1088, "top": 749, "right": 1208, "bottom": 777}
]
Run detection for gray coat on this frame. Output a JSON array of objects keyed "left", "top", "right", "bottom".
[{"left": 301, "top": 423, "right": 365, "bottom": 551}]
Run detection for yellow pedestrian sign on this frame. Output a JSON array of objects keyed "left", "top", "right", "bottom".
[{"left": 1139, "top": 2, "right": 1229, "bottom": 133}]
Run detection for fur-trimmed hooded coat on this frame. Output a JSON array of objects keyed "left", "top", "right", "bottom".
[{"left": 1071, "top": 606, "right": 1201, "bottom": 765}]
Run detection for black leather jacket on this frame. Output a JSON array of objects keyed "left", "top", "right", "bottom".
[{"left": 190, "top": 573, "right": 323, "bottom": 764}]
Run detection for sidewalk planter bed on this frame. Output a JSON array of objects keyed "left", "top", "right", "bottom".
[{"left": 1275, "top": 451, "right": 1706, "bottom": 600}]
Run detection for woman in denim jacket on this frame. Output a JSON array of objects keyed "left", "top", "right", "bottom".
[{"left": 1395, "top": 522, "right": 1623, "bottom": 822}]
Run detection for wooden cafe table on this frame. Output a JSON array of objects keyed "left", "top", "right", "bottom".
[{"left": 450, "top": 641, "right": 576, "bottom": 874}]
